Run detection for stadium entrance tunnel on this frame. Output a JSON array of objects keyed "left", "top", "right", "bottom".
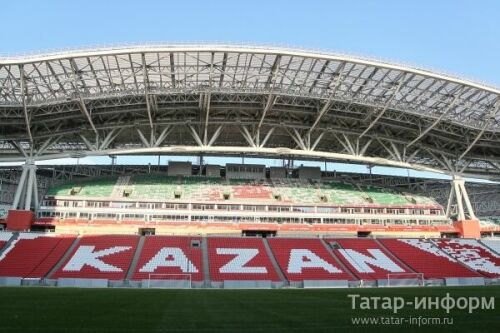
[
  {"left": 357, "top": 231, "right": 372, "bottom": 238},
  {"left": 139, "top": 228, "right": 155, "bottom": 236},
  {"left": 242, "top": 230, "right": 277, "bottom": 238}
]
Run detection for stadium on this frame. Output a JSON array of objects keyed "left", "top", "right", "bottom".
[{"left": 1, "top": 43, "right": 500, "bottom": 332}]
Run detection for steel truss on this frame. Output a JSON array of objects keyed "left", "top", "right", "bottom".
[{"left": 0, "top": 44, "right": 499, "bottom": 182}]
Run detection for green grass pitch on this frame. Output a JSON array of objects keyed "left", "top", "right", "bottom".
[{"left": 0, "top": 286, "right": 499, "bottom": 332}]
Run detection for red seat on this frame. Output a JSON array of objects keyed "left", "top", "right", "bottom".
[
  {"left": 380, "top": 239, "right": 480, "bottom": 279},
  {"left": 329, "top": 238, "right": 413, "bottom": 281},
  {"left": 132, "top": 236, "right": 204, "bottom": 282},
  {"left": 433, "top": 239, "right": 500, "bottom": 278},
  {"left": 0, "top": 233, "right": 75, "bottom": 278},
  {"left": 208, "top": 237, "right": 280, "bottom": 281},
  {"left": 267, "top": 238, "right": 352, "bottom": 281},
  {"left": 53, "top": 235, "right": 138, "bottom": 280}
]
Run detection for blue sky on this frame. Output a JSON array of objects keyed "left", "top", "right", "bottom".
[
  {"left": 1, "top": 0, "right": 498, "bottom": 181},
  {"left": 2, "top": 0, "right": 499, "bottom": 86}
]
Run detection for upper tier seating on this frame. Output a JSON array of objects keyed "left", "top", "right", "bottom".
[
  {"left": 267, "top": 238, "right": 352, "bottom": 281},
  {"left": 52, "top": 235, "right": 138, "bottom": 280},
  {"left": 433, "top": 239, "right": 500, "bottom": 278},
  {"left": 379, "top": 239, "right": 480, "bottom": 279},
  {"left": 0, "top": 233, "right": 75, "bottom": 278},
  {"left": 208, "top": 237, "right": 280, "bottom": 281},
  {"left": 363, "top": 186, "right": 409, "bottom": 205},
  {"left": 330, "top": 238, "right": 413, "bottom": 280},
  {"left": 46, "top": 176, "right": 117, "bottom": 197},
  {"left": 132, "top": 236, "right": 204, "bottom": 282},
  {"left": 46, "top": 175, "right": 440, "bottom": 208}
]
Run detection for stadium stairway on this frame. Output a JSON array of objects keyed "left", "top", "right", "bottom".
[
  {"left": 262, "top": 237, "right": 288, "bottom": 285},
  {"left": 480, "top": 239, "right": 500, "bottom": 256},
  {"left": 45, "top": 236, "right": 81, "bottom": 279},
  {"left": 125, "top": 235, "right": 146, "bottom": 280},
  {"left": 0, "top": 232, "right": 17, "bottom": 259},
  {"left": 201, "top": 236, "right": 211, "bottom": 287},
  {"left": 319, "top": 238, "right": 357, "bottom": 281},
  {"left": 373, "top": 238, "right": 417, "bottom": 273}
]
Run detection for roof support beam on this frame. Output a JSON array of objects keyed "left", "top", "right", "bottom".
[
  {"left": 256, "top": 55, "right": 281, "bottom": 133},
  {"left": 332, "top": 133, "right": 355, "bottom": 155},
  {"left": 142, "top": 53, "right": 154, "bottom": 130},
  {"left": 34, "top": 135, "right": 62, "bottom": 157},
  {"left": 136, "top": 128, "right": 150, "bottom": 148},
  {"left": 240, "top": 126, "right": 256, "bottom": 148},
  {"left": 259, "top": 127, "right": 275, "bottom": 148},
  {"left": 306, "top": 62, "right": 346, "bottom": 136},
  {"left": 188, "top": 125, "right": 204, "bottom": 147},
  {"left": 358, "top": 138, "right": 373, "bottom": 156},
  {"left": 153, "top": 125, "right": 172, "bottom": 147},
  {"left": 310, "top": 132, "right": 325, "bottom": 151},
  {"left": 287, "top": 128, "right": 307, "bottom": 151},
  {"left": 77, "top": 97, "right": 99, "bottom": 138},
  {"left": 100, "top": 128, "right": 122, "bottom": 150},
  {"left": 19, "top": 65, "right": 34, "bottom": 145},
  {"left": 458, "top": 101, "right": 500, "bottom": 160},
  {"left": 207, "top": 125, "right": 223, "bottom": 146},
  {"left": 9, "top": 140, "right": 28, "bottom": 158},
  {"left": 79, "top": 134, "right": 96, "bottom": 151},
  {"left": 68, "top": 60, "right": 99, "bottom": 138},
  {"left": 359, "top": 75, "right": 406, "bottom": 138},
  {"left": 169, "top": 52, "right": 176, "bottom": 88},
  {"left": 406, "top": 90, "right": 463, "bottom": 148}
]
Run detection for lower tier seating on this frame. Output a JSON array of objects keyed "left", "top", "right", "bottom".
[
  {"left": 0, "top": 233, "right": 75, "bottom": 278},
  {"left": 433, "top": 239, "right": 500, "bottom": 278},
  {"left": 330, "top": 238, "right": 413, "bottom": 280},
  {"left": 267, "top": 238, "right": 352, "bottom": 281},
  {"left": 1, "top": 232, "right": 499, "bottom": 282},
  {"left": 52, "top": 235, "right": 138, "bottom": 280},
  {"left": 208, "top": 237, "right": 280, "bottom": 281},
  {"left": 379, "top": 239, "right": 480, "bottom": 279},
  {"left": 132, "top": 236, "right": 204, "bottom": 282}
]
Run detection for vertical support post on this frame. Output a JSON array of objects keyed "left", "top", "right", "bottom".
[
  {"left": 24, "top": 167, "right": 35, "bottom": 210},
  {"left": 453, "top": 179, "right": 465, "bottom": 221},
  {"left": 12, "top": 166, "right": 28, "bottom": 209},
  {"left": 12, "top": 158, "right": 38, "bottom": 211},
  {"left": 447, "top": 175, "right": 476, "bottom": 221},
  {"left": 460, "top": 184, "right": 476, "bottom": 220},
  {"left": 445, "top": 186, "right": 455, "bottom": 218}
]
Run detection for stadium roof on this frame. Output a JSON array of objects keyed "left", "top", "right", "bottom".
[{"left": 1, "top": 43, "right": 500, "bottom": 179}]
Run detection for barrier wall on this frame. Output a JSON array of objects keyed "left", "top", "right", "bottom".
[{"left": 57, "top": 278, "right": 109, "bottom": 288}]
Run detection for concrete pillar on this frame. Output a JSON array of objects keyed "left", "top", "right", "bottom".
[
  {"left": 447, "top": 175, "right": 477, "bottom": 221},
  {"left": 11, "top": 159, "right": 38, "bottom": 211}
]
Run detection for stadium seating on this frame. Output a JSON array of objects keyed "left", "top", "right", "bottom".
[
  {"left": 132, "top": 236, "right": 204, "bottom": 282},
  {"left": 379, "top": 239, "right": 480, "bottom": 279},
  {"left": 2, "top": 232, "right": 500, "bottom": 284},
  {"left": 46, "top": 177, "right": 117, "bottom": 197},
  {"left": 433, "top": 239, "right": 500, "bottom": 278},
  {"left": 330, "top": 238, "right": 413, "bottom": 280},
  {"left": 0, "top": 233, "right": 75, "bottom": 278},
  {"left": 267, "top": 238, "right": 352, "bottom": 281},
  {"left": 208, "top": 237, "right": 280, "bottom": 281},
  {"left": 45, "top": 175, "right": 440, "bottom": 208},
  {"left": 52, "top": 235, "right": 138, "bottom": 280},
  {"left": 363, "top": 186, "right": 409, "bottom": 205}
]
